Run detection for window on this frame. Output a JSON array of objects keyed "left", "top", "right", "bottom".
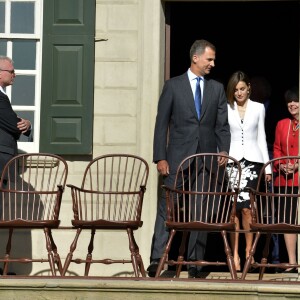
[
  {"left": 1, "top": 0, "right": 95, "bottom": 155},
  {"left": 0, "top": 0, "right": 42, "bottom": 152}
]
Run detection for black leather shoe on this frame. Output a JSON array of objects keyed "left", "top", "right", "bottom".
[
  {"left": 188, "top": 267, "right": 197, "bottom": 278},
  {"left": 188, "top": 267, "right": 208, "bottom": 278},
  {"left": 0, "top": 268, "right": 16, "bottom": 275},
  {"left": 147, "top": 259, "right": 160, "bottom": 277},
  {"left": 275, "top": 267, "right": 284, "bottom": 273}
]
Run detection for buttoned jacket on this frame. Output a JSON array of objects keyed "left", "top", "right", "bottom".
[
  {"left": 228, "top": 99, "right": 271, "bottom": 173},
  {"left": 273, "top": 118, "right": 299, "bottom": 186}
]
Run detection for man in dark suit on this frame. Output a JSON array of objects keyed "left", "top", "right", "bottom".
[
  {"left": 147, "top": 40, "right": 231, "bottom": 277},
  {"left": 0, "top": 56, "right": 32, "bottom": 180}
]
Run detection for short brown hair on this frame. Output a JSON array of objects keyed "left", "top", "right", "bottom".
[{"left": 189, "top": 39, "right": 216, "bottom": 62}]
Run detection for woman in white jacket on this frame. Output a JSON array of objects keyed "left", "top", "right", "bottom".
[{"left": 226, "top": 71, "right": 271, "bottom": 271}]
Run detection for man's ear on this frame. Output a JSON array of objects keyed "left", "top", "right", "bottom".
[{"left": 192, "top": 54, "right": 198, "bottom": 64}]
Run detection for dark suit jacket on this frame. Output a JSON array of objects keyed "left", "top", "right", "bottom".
[
  {"left": 153, "top": 72, "right": 230, "bottom": 174},
  {"left": 0, "top": 90, "right": 31, "bottom": 177}
]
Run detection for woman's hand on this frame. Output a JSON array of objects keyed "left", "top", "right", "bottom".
[
  {"left": 280, "top": 162, "right": 298, "bottom": 174},
  {"left": 265, "top": 174, "right": 272, "bottom": 182}
]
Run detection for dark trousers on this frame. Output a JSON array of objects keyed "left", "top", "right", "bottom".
[{"left": 150, "top": 158, "right": 212, "bottom": 270}]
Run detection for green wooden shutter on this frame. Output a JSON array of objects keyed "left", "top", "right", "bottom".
[{"left": 40, "top": 0, "right": 95, "bottom": 154}]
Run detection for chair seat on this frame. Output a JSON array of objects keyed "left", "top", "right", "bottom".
[
  {"left": 72, "top": 219, "right": 143, "bottom": 229},
  {"left": 166, "top": 221, "right": 236, "bottom": 231},
  {"left": 0, "top": 219, "right": 60, "bottom": 228},
  {"left": 250, "top": 223, "right": 300, "bottom": 233}
]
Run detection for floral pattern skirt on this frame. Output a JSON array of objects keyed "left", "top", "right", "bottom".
[{"left": 227, "top": 158, "right": 263, "bottom": 211}]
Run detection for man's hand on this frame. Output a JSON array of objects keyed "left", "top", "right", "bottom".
[
  {"left": 218, "top": 151, "right": 229, "bottom": 166},
  {"left": 17, "top": 118, "right": 31, "bottom": 134},
  {"left": 157, "top": 160, "right": 169, "bottom": 176}
]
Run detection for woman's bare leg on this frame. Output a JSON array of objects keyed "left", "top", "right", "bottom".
[
  {"left": 284, "top": 233, "right": 297, "bottom": 269},
  {"left": 230, "top": 214, "right": 241, "bottom": 271},
  {"left": 242, "top": 208, "right": 254, "bottom": 263}
]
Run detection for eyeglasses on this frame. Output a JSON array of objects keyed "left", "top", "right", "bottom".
[{"left": 0, "top": 69, "right": 15, "bottom": 74}]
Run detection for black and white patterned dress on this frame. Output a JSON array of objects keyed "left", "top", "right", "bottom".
[{"left": 234, "top": 158, "right": 263, "bottom": 210}]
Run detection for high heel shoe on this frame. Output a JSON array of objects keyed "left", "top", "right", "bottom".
[
  {"left": 246, "top": 255, "right": 255, "bottom": 265},
  {"left": 234, "top": 257, "right": 241, "bottom": 271},
  {"left": 246, "top": 256, "right": 257, "bottom": 273},
  {"left": 283, "top": 268, "right": 297, "bottom": 273}
]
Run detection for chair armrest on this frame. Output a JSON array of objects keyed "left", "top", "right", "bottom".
[{"left": 161, "top": 184, "right": 184, "bottom": 194}]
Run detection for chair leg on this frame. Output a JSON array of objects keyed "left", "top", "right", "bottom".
[
  {"left": 155, "top": 229, "right": 176, "bottom": 278},
  {"left": 241, "top": 232, "right": 261, "bottom": 280},
  {"left": 85, "top": 228, "right": 95, "bottom": 276},
  {"left": 176, "top": 231, "right": 188, "bottom": 278},
  {"left": 61, "top": 228, "right": 82, "bottom": 276},
  {"left": 221, "top": 230, "right": 237, "bottom": 280},
  {"left": 3, "top": 228, "right": 13, "bottom": 275},
  {"left": 47, "top": 228, "right": 63, "bottom": 275},
  {"left": 44, "top": 228, "right": 56, "bottom": 276},
  {"left": 259, "top": 233, "right": 271, "bottom": 280},
  {"left": 127, "top": 228, "right": 145, "bottom": 277}
]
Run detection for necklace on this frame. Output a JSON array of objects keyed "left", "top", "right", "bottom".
[
  {"left": 292, "top": 121, "right": 299, "bottom": 132},
  {"left": 237, "top": 103, "right": 247, "bottom": 119},
  {"left": 291, "top": 120, "right": 299, "bottom": 137}
]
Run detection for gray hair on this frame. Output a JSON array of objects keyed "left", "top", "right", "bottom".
[{"left": 0, "top": 56, "right": 13, "bottom": 65}]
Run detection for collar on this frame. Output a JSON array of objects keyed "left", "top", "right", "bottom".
[
  {"left": 188, "top": 69, "right": 204, "bottom": 81},
  {"left": 0, "top": 86, "right": 7, "bottom": 95}
]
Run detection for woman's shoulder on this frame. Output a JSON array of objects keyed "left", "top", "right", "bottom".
[
  {"left": 248, "top": 99, "right": 264, "bottom": 108},
  {"left": 277, "top": 118, "right": 291, "bottom": 126}
]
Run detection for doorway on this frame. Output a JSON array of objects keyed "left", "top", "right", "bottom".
[
  {"left": 164, "top": 0, "right": 299, "bottom": 269},
  {"left": 166, "top": 1, "right": 299, "bottom": 103}
]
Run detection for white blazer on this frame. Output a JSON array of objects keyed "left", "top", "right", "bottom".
[{"left": 228, "top": 99, "right": 271, "bottom": 173}]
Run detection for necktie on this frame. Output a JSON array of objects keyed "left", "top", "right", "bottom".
[{"left": 195, "top": 77, "right": 201, "bottom": 119}]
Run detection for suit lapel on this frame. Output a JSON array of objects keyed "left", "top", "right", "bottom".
[
  {"left": 0, "top": 90, "right": 10, "bottom": 103},
  {"left": 181, "top": 73, "right": 198, "bottom": 120}
]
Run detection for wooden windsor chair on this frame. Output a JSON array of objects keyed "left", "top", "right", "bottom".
[
  {"left": 241, "top": 156, "right": 300, "bottom": 280},
  {"left": 62, "top": 154, "right": 149, "bottom": 277},
  {"left": 154, "top": 153, "right": 242, "bottom": 279},
  {"left": 0, "top": 153, "right": 68, "bottom": 276}
]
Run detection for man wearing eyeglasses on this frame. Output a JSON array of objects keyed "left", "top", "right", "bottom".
[{"left": 0, "top": 56, "right": 32, "bottom": 181}]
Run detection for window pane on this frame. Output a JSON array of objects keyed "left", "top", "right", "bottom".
[
  {"left": 11, "top": 2, "right": 34, "bottom": 34},
  {"left": 0, "top": 2, "right": 5, "bottom": 33},
  {"left": 13, "top": 40, "right": 36, "bottom": 69},
  {"left": 16, "top": 110, "right": 34, "bottom": 142},
  {"left": 0, "top": 39, "right": 7, "bottom": 55},
  {"left": 11, "top": 75, "right": 35, "bottom": 106}
]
